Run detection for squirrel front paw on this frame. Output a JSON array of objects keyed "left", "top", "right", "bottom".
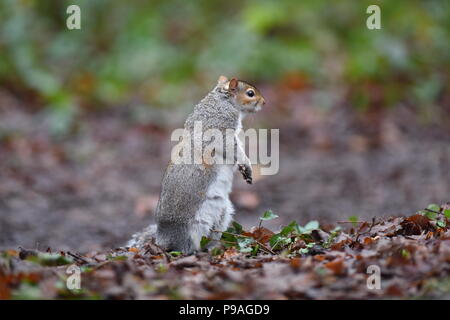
[{"left": 238, "top": 164, "right": 252, "bottom": 184}]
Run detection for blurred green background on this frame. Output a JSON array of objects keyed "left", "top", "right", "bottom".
[
  {"left": 1, "top": 0, "right": 450, "bottom": 251},
  {"left": 0, "top": 0, "right": 449, "bottom": 133}
]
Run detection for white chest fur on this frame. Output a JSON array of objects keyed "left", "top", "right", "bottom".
[{"left": 189, "top": 114, "right": 243, "bottom": 248}]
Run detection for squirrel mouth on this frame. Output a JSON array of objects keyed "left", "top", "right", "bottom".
[
  {"left": 246, "top": 105, "right": 261, "bottom": 113},
  {"left": 242, "top": 100, "right": 263, "bottom": 113}
]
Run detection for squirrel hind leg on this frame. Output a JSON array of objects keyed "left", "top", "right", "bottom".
[{"left": 156, "top": 223, "right": 197, "bottom": 254}]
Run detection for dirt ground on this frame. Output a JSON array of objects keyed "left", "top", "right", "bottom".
[{"left": 1, "top": 88, "right": 449, "bottom": 252}]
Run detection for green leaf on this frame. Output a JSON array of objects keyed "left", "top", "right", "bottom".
[
  {"left": 427, "top": 204, "right": 440, "bottom": 212},
  {"left": 401, "top": 249, "right": 411, "bottom": 259},
  {"left": 237, "top": 237, "right": 255, "bottom": 253},
  {"left": 323, "top": 226, "right": 342, "bottom": 248},
  {"left": 156, "top": 263, "right": 168, "bottom": 273},
  {"left": 299, "top": 248, "right": 309, "bottom": 254},
  {"left": 423, "top": 210, "right": 437, "bottom": 220},
  {"left": 80, "top": 266, "right": 93, "bottom": 273},
  {"left": 295, "top": 220, "right": 320, "bottom": 234},
  {"left": 11, "top": 283, "right": 42, "bottom": 300},
  {"left": 280, "top": 224, "right": 295, "bottom": 236},
  {"left": 169, "top": 251, "right": 182, "bottom": 257},
  {"left": 231, "top": 221, "right": 243, "bottom": 234},
  {"left": 269, "top": 233, "right": 291, "bottom": 249},
  {"left": 260, "top": 210, "right": 279, "bottom": 221},
  {"left": 221, "top": 229, "right": 238, "bottom": 247},
  {"left": 110, "top": 255, "right": 127, "bottom": 261},
  {"left": 200, "top": 236, "right": 211, "bottom": 249},
  {"left": 304, "top": 220, "right": 319, "bottom": 231},
  {"left": 288, "top": 221, "right": 301, "bottom": 234},
  {"left": 348, "top": 215, "right": 359, "bottom": 227},
  {"left": 210, "top": 247, "right": 223, "bottom": 256},
  {"left": 437, "top": 220, "right": 446, "bottom": 228},
  {"left": 26, "top": 253, "right": 73, "bottom": 266},
  {"left": 251, "top": 244, "right": 260, "bottom": 256},
  {"left": 269, "top": 233, "right": 283, "bottom": 248},
  {"left": 443, "top": 209, "right": 450, "bottom": 219}
]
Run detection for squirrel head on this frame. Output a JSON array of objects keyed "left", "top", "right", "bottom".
[{"left": 216, "top": 76, "right": 266, "bottom": 113}]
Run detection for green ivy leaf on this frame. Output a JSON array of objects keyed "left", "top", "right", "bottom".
[
  {"left": 423, "top": 210, "right": 437, "bottom": 220},
  {"left": 427, "top": 204, "right": 440, "bottom": 212},
  {"left": 231, "top": 221, "right": 243, "bottom": 234},
  {"left": 269, "top": 233, "right": 282, "bottom": 248},
  {"left": 304, "top": 220, "right": 319, "bottom": 231},
  {"left": 348, "top": 215, "right": 359, "bottom": 227},
  {"left": 27, "top": 253, "right": 73, "bottom": 266},
  {"left": 280, "top": 224, "right": 295, "bottom": 236},
  {"left": 200, "top": 236, "right": 211, "bottom": 249},
  {"left": 237, "top": 237, "right": 254, "bottom": 253},
  {"left": 437, "top": 220, "right": 446, "bottom": 228},
  {"left": 251, "top": 244, "right": 260, "bottom": 256},
  {"left": 401, "top": 249, "right": 411, "bottom": 259},
  {"left": 169, "top": 251, "right": 182, "bottom": 257},
  {"left": 269, "top": 233, "right": 291, "bottom": 249},
  {"left": 111, "top": 255, "right": 128, "bottom": 261},
  {"left": 288, "top": 221, "right": 301, "bottom": 234},
  {"left": 260, "top": 210, "right": 279, "bottom": 221},
  {"left": 221, "top": 229, "right": 238, "bottom": 247},
  {"left": 443, "top": 209, "right": 450, "bottom": 219},
  {"left": 210, "top": 247, "right": 223, "bottom": 256}
]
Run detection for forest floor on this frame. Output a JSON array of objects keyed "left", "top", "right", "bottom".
[
  {"left": 1, "top": 207, "right": 450, "bottom": 299},
  {"left": 1, "top": 88, "right": 450, "bottom": 299}
]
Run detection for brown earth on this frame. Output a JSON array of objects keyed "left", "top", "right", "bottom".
[{"left": 0, "top": 88, "right": 449, "bottom": 252}]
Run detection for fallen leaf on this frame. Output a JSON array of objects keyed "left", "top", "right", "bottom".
[
  {"left": 400, "top": 215, "right": 433, "bottom": 235},
  {"left": 324, "top": 259, "right": 345, "bottom": 275}
]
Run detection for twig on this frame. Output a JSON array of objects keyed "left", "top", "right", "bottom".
[
  {"left": 368, "top": 217, "right": 377, "bottom": 233},
  {"left": 207, "top": 238, "right": 239, "bottom": 245},
  {"left": 270, "top": 238, "right": 282, "bottom": 251},
  {"left": 337, "top": 221, "right": 365, "bottom": 224},
  {"left": 92, "top": 260, "right": 113, "bottom": 270},
  {"left": 67, "top": 251, "right": 89, "bottom": 265},
  {"left": 355, "top": 218, "right": 377, "bottom": 243},
  {"left": 424, "top": 208, "right": 441, "bottom": 215}
]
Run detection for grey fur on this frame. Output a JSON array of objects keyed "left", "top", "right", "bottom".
[{"left": 127, "top": 80, "right": 263, "bottom": 253}]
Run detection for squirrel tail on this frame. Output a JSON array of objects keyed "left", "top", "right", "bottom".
[{"left": 126, "top": 224, "right": 157, "bottom": 248}]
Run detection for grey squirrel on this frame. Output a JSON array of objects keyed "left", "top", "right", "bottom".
[{"left": 127, "top": 76, "right": 266, "bottom": 253}]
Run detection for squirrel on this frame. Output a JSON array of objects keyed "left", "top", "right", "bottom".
[{"left": 127, "top": 76, "right": 266, "bottom": 253}]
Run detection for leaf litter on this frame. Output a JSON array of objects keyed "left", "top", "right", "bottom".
[{"left": 1, "top": 203, "right": 450, "bottom": 299}]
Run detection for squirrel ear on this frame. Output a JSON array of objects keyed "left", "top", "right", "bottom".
[{"left": 228, "top": 78, "right": 238, "bottom": 91}]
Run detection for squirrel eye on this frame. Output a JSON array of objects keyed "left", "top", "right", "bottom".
[{"left": 246, "top": 89, "right": 255, "bottom": 98}]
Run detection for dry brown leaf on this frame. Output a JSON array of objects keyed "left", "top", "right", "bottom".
[
  {"left": 324, "top": 259, "right": 345, "bottom": 275},
  {"left": 400, "top": 214, "right": 432, "bottom": 235}
]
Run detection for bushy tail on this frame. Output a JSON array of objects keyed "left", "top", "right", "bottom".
[{"left": 126, "top": 224, "right": 157, "bottom": 248}]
